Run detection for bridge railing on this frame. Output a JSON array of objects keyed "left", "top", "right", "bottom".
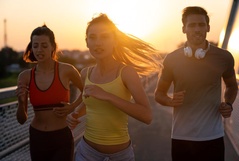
[{"left": 0, "top": 85, "right": 85, "bottom": 161}]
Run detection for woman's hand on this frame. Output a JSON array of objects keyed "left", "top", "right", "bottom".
[
  {"left": 16, "top": 83, "right": 29, "bottom": 98},
  {"left": 16, "top": 71, "right": 31, "bottom": 124},
  {"left": 84, "top": 85, "right": 109, "bottom": 100},
  {"left": 53, "top": 102, "right": 71, "bottom": 117},
  {"left": 66, "top": 112, "right": 80, "bottom": 130}
]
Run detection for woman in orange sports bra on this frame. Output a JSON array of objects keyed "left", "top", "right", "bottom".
[
  {"left": 66, "top": 14, "right": 162, "bottom": 161},
  {"left": 16, "top": 25, "right": 83, "bottom": 161}
]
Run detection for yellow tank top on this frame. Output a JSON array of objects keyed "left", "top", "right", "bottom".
[{"left": 83, "top": 66, "right": 131, "bottom": 145}]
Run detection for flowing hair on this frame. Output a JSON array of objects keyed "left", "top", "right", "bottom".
[{"left": 86, "top": 13, "right": 162, "bottom": 76}]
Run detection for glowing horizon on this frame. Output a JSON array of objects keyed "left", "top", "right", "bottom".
[{"left": 0, "top": 0, "right": 232, "bottom": 53}]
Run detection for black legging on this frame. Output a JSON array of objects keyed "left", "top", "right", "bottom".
[{"left": 29, "top": 126, "right": 74, "bottom": 161}]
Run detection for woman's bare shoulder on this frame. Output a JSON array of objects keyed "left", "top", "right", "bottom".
[
  {"left": 58, "top": 62, "right": 79, "bottom": 76},
  {"left": 18, "top": 69, "right": 31, "bottom": 77},
  {"left": 121, "top": 65, "right": 139, "bottom": 81},
  {"left": 18, "top": 69, "right": 32, "bottom": 85},
  {"left": 121, "top": 65, "right": 136, "bottom": 74},
  {"left": 58, "top": 61, "right": 75, "bottom": 69},
  {"left": 80, "top": 66, "right": 94, "bottom": 80}
]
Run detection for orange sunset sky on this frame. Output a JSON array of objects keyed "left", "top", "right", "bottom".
[{"left": 0, "top": 0, "right": 233, "bottom": 53}]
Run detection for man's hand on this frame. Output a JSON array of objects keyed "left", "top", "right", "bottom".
[
  {"left": 171, "top": 91, "right": 186, "bottom": 107},
  {"left": 219, "top": 102, "right": 233, "bottom": 118}
]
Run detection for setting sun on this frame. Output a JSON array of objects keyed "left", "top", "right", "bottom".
[{"left": 83, "top": 0, "right": 165, "bottom": 39}]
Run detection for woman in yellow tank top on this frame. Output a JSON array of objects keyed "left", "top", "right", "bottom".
[{"left": 67, "top": 13, "right": 161, "bottom": 161}]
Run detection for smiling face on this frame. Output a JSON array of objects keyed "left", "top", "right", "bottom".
[
  {"left": 86, "top": 22, "right": 116, "bottom": 60},
  {"left": 183, "top": 14, "right": 210, "bottom": 47},
  {"left": 32, "top": 35, "right": 54, "bottom": 62}
]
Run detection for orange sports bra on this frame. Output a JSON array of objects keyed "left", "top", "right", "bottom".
[{"left": 29, "top": 62, "right": 70, "bottom": 111}]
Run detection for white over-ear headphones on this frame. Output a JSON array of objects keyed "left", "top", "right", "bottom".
[{"left": 184, "top": 42, "right": 210, "bottom": 59}]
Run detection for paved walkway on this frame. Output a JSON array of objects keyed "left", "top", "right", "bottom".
[{"left": 128, "top": 76, "right": 239, "bottom": 161}]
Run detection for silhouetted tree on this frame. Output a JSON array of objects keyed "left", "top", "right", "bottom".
[{"left": 0, "top": 47, "right": 20, "bottom": 77}]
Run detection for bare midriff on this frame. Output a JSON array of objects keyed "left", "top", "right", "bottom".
[
  {"left": 31, "top": 110, "right": 67, "bottom": 131},
  {"left": 84, "top": 137, "right": 130, "bottom": 154}
]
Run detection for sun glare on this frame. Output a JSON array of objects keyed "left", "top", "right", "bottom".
[
  {"left": 228, "top": 29, "right": 239, "bottom": 52},
  {"left": 218, "top": 29, "right": 225, "bottom": 47},
  {"left": 88, "top": 0, "right": 163, "bottom": 39}
]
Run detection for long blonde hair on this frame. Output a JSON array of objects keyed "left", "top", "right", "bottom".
[{"left": 86, "top": 13, "right": 162, "bottom": 76}]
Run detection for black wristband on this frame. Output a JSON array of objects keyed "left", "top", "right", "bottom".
[{"left": 226, "top": 102, "right": 233, "bottom": 110}]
